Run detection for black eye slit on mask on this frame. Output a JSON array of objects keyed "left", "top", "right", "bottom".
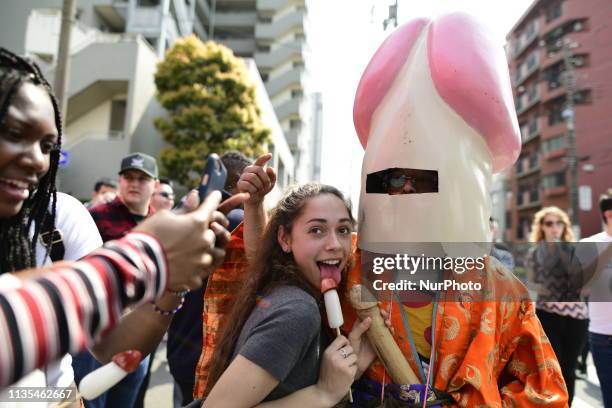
[{"left": 366, "top": 168, "right": 439, "bottom": 195}]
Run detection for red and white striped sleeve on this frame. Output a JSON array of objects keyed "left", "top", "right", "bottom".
[{"left": 0, "top": 232, "right": 167, "bottom": 386}]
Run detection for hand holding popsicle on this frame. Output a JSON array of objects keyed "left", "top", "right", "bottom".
[{"left": 79, "top": 350, "right": 143, "bottom": 400}]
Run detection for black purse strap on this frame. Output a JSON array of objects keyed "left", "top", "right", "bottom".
[{"left": 39, "top": 210, "right": 64, "bottom": 262}]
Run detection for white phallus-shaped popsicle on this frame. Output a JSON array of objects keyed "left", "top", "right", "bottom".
[
  {"left": 79, "top": 350, "right": 142, "bottom": 400},
  {"left": 324, "top": 289, "right": 344, "bottom": 329}
]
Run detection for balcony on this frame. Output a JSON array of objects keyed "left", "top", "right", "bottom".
[
  {"left": 274, "top": 97, "right": 301, "bottom": 121},
  {"left": 256, "top": 8, "right": 306, "bottom": 41},
  {"left": 255, "top": 39, "right": 306, "bottom": 69},
  {"left": 517, "top": 189, "right": 541, "bottom": 210},
  {"left": 511, "top": 20, "right": 540, "bottom": 59},
  {"left": 266, "top": 67, "right": 305, "bottom": 96},
  {"left": 516, "top": 155, "right": 541, "bottom": 178},
  {"left": 543, "top": 146, "right": 567, "bottom": 161},
  {"left": 543, "top": 185, "right": 568, "bottom": 197},
  {"left": 514, "top": 52, "right": 540, "bottom": 86},
  {"left": 257, "top": 0, "right": 304, "bottom": 16},
  {"left": 217, "top": 38, "right": 256, "bottom": 56},
  {"left": 214, "top": 11, "right": 257, "bottom": 28},
  {"left": 516, "top": 86, "right": 541, "bottom": 116},
  {"left": 521, "top": 117, "right": 542, "bottom": 144},
  {"left": 541, "top": 121, "right": 567, "bottom": 139},
  {"left": 541, "top": 79, "right": 565, "bottom": 102},
  {"left": 95, "top": 1, "right": 128, "bottom": 31}
]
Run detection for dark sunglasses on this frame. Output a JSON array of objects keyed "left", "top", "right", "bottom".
[
  {"left": 543, "top": 220, "right": 564, "bottom": 227},
  {"left": 366, "top": 167, "right": 438, "bottom": 195}
]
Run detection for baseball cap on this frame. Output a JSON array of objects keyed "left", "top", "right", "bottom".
[{"left": 119, "top": 152, "right": 158, "bottom": 178}]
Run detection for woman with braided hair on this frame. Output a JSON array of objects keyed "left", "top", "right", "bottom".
[
  {"left": 0, "top": 48, "right": 248, "bottom": 408},
  {"left": 0, "top": 47, "right": 62, "bottom": 273}
]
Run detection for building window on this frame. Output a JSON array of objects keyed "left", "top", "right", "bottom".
[
  {"left": 505, "top": 211, "right": 512, "bottom": 229},
  {"left": 545, "top": 1, "right": 562, "bottom": 22},
  {"left": 543, "top": 62, "right": 564, "bottom": 89},
  {"left": 542, "top": 134, "right": 566, "bottom": 153},
  {"left": 257, "top": 44, "right": 270, "bottom": 52},
  {"left": 290, "top": 89, "right": 303, "bottom": 98},
  {"left": 110, "top": 100, "right": 127, "bottom": 133},
  {"left": 293, "top": 61, "right": 305, "bottom": 69},
  {"left": 542, "top": 171, "right": 566, "bottom": 189},
  {"left": 517, "top": 217, "right": 530, "bottom": 240},
  {"left": 548, "top": 103, "right": 564, "bottom": 125},
  {"left": 290, "top": 119, "right": 301, "bottom": 129},
  {"left": 258, "top": 16, "right": 272, "bottom": 23},
  {"left": 573, "top": 90, "right": 591, "bottom": 105}
]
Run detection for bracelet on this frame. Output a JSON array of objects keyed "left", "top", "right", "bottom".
[
  {"left": 151, "top": 296, "right": 185, "bottom": 316},
  {"left": 167, "top": 288, "right": 189, "bottom": 298}
]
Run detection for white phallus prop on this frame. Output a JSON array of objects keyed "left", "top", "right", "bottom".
[{"left": 79, "top": 350, "right": 142, "bottom": 400}]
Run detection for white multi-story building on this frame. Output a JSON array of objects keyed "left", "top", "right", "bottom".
[
  {"left": 194, "top": 0, "right": 318, "bottom": 182},
  {"left": 0, "top": 0, "right": 293, "bottom": 199}
]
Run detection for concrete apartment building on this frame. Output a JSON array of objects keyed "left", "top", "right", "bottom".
[
  {"left": 0, "top": 0, "right": 294, "bottom": 198},
  {"left": 505, "top": 0, "right": 612, "bottom": 241},
  {"left": 193, "top": 0, "right": 318, "bottom": 182}
]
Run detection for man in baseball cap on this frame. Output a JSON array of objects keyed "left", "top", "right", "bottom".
[
  {"left": 90, "top": 152, "right": 160, "bottom": 240},
  {"left": 119, "top": 152, "right": 159, "bottom": 179},
  {"left": 78, "top": 152, "right": 161, "bottom": 404}
]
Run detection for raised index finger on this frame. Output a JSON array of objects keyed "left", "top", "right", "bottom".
[{"left": 253, "top": 153, "right": 273, "bottom": 167}]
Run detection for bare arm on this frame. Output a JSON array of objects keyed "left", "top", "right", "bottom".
[
  {"left": 203, "top": 336, "right": 356, "bottom": 408},
  {"left": 237, "top": 153, "right": 276, "bottom": 262},
  {"left": 90, "top": 292, "right": 180, "bottom": 363},
  {"left": 91, "top": 208, "right": 236, "bottom": 363}
]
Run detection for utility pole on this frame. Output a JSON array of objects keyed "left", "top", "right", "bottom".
[
  {"left": 54, "top": 0, "right": 77, "bottom": 124},
  {"left": 561, "top": 37, "right": 579, "bottom": 230}
]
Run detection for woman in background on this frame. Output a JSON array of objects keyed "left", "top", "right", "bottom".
[{"left": 527, "top": 206, "right": 588, "bottom": 404}]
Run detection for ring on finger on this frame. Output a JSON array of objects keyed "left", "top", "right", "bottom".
[{"left": 339, "top": 348, "right": 348, "bottom": 359}]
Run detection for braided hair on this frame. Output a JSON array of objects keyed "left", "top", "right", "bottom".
[{"left": 0, "top": 48, "right": 62, "bottom": 272}]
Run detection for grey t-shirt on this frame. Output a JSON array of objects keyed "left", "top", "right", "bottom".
[{"left": 232, "top": 285, "right": 325, "bottom": 401}]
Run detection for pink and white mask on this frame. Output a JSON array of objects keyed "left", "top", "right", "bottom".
[{"left": 354, "top": 13, "right": 521, "bottom": 250}]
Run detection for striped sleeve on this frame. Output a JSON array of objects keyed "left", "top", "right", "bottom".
[{"left": 0, "top": 232, "right": 167, "bottom": 386}]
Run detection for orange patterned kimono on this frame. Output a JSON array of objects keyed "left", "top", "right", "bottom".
[{"left": 194, "top": 226, "right": 568, "bottom": 407}]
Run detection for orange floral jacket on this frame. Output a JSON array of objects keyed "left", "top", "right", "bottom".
[{"left": 194, "top": 226, "right": 568, "bottom": 407}]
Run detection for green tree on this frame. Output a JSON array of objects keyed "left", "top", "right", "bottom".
[{"left": 154, "top": 35, "right": 270, "bottom": 188}]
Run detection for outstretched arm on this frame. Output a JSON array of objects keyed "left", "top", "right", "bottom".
[
  {"left": 237, "top": 153, "right": 276, "bottom": 262},
  {"left": 0, "top": 192, "right": 226, "bottom": 386}
]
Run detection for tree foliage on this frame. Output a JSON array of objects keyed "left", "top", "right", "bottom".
[{"left": 154, "top": 35, "right": 270, "bottom": 188}]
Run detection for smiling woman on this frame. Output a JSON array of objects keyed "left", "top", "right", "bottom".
[
  {"left": 0, "top": 47, "right": 61, "bottom": 272},
  {"left": 196, "top": 181, "right": 375, "bottom": 408}
]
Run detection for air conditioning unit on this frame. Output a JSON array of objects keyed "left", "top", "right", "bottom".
[
  {"left": 573, "top": 59, "right": 584, "bottom": 67},
  {"left": 574, "top": 21, "right": 583, "bottom": 31}
]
